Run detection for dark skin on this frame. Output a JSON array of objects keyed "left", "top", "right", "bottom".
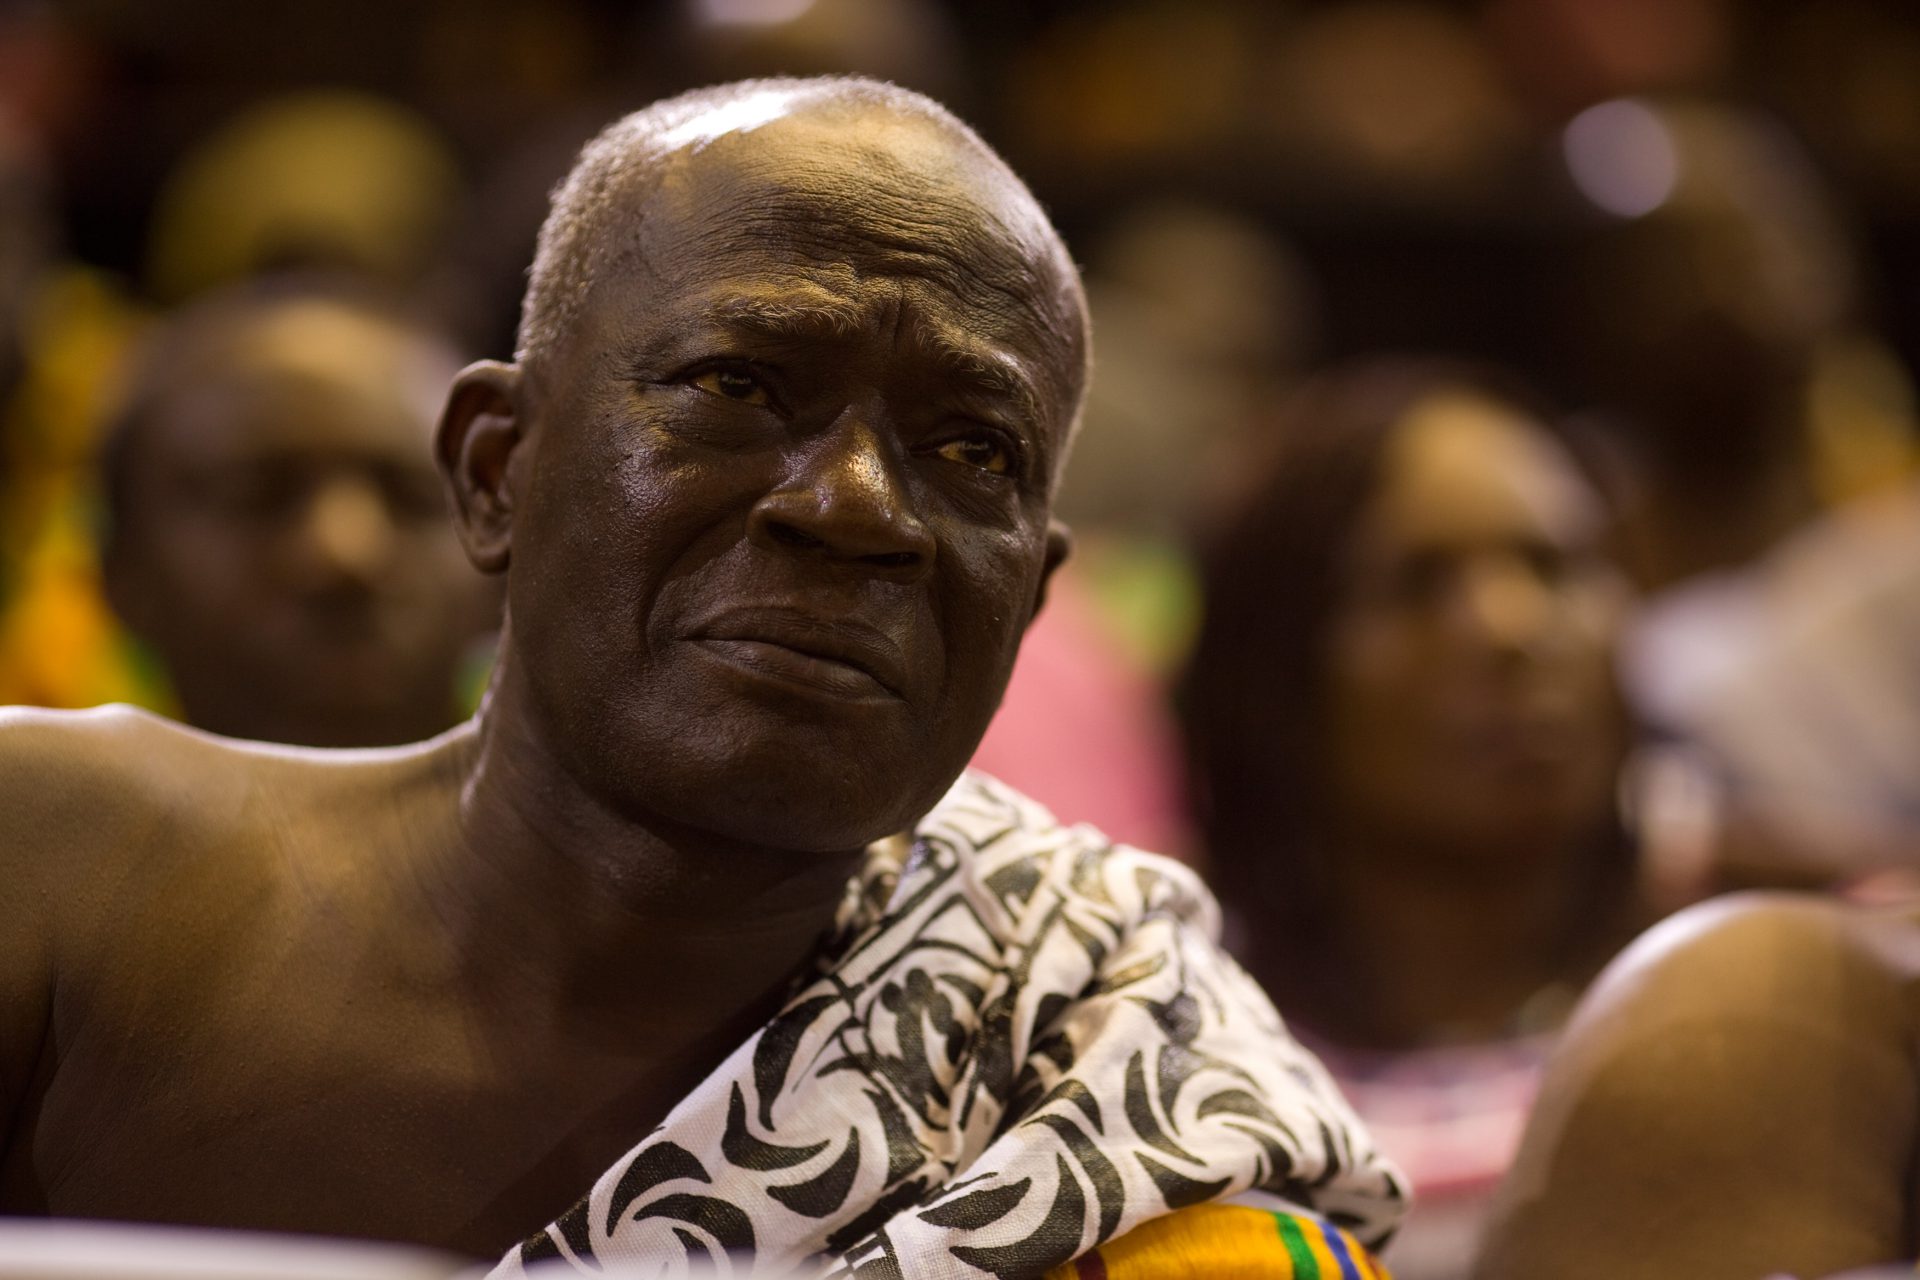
[
  {"left": 0, "top": 94, "right": 1082, "bottom": 1258},
  {"left": 1477, "top": 894, "right": 1920, "bottom": 1278}
]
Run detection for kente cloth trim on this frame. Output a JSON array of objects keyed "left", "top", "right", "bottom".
[
  {"left": 1038, "top": 1202, "right": 1393, "bottom": 1280},
  {"left": 490, "top": 772, "right": 1407, "bottom": 1280}
]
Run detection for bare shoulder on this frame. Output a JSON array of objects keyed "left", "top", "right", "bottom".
[
  {"left": 0, "top": 703, "right": 468, "bottom": 885},
  {"left": 0, "top": 701, "right": 206, "bottom": 773},
  {"left": 0, "top": 704, "right": 362, "bottom": 930},
  {"left": 0, "top": 705, "right": 254, "bottom": 1118},
  {"left": 1478, "top": 892, "right": 1919, "bottom": 1279},
  {"left": 1, "top": 703, "right": 189, "bottom": 834},
  {"left": 0, "top": 704, "right": 251, "bottom": 859},
  {"left": 1575, "top": 892, "right": 1911, "bottom": 1029},
  {"left": 0, "top": 706, "right": 468, "bottom": 1127}
]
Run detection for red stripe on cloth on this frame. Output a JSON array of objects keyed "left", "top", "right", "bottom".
[{"left": 1073, "top": 1249, "right": 1110, "bottom": 1279}]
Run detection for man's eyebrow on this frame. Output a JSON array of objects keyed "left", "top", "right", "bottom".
[
  {"left": 914, "top": 320, "right": 1046, "bottom": 426},
  {"left": 698, "top": 294, "right": 1047, "bottom": 424},
  {"left": 702, "top": 293, "right": 867, "bottom": 338}
]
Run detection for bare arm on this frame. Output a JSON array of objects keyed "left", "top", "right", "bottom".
[
  {"left": 1477, "top": 894, "right": 1919, "bottom": 1280},
  {"left": 0, "top": 705, "right": 178, "bottom": 1169},
  {"left": 0, "top": 707, "right": 79, "bottom": 1161}
]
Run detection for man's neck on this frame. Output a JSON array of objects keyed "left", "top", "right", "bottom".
[{"left": 430, "top": 684, "right": 871, "bottom": 1048}]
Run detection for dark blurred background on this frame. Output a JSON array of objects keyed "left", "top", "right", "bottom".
[{"left": 8, "top": 0, "right": 1920, "bottom": 379}]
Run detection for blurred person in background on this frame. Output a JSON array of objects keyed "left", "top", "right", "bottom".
[
  {"left": 97, "top": 277, "right": 498, "bottom": 747},
  {"left": 1180, "top": 359, "right": 1696, "bottom": 1280},
  {"left": 1559, "top": 97, "right": 1885, "bottom": 596},
  {"left": 2, "top": 85, "right": 472, "bottom": 717},
  {"left": 1480, "top": 891, "right": 1920, "bottom": 1278},
  {"left": 1662, "top": 482, "right": 1920, "bottom": 893},
  {"left": 1563, "top": 97, "right": 1920, "bottom": 893}
]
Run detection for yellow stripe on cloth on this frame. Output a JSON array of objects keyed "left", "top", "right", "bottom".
[{"left": 1040, "top": 1203, "right": 1392, "bottom": 1280}]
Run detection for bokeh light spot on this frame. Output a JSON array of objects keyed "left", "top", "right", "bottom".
[
  {"left": 693, "top": 0, "right": 818, "bottom": 28},
  {"left": 1563, "top": 98, "right": 1680, "bottom": 218}
]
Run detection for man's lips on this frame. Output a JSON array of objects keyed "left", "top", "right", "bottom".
[{"left": 687, "top": 608, "right": 908, "bottom": 701}]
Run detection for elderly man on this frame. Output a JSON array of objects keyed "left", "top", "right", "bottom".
[
  {"left": 99, "top": 280, "right": 500, "bottom": 747},
  {"left": 0, "top": 79, "right": 1402, "bottom": 1277}
]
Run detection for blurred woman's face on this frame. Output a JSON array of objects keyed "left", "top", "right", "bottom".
[{"left": 1324, "top": 391, "right": 1630, "bottom": 861}]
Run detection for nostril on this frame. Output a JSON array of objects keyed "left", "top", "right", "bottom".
[
  {"left": 768, "top": 521, "right": 826, "bottom": 551},
  {"left": 863, "top": 550, "right": 921, "bottom": 569}
]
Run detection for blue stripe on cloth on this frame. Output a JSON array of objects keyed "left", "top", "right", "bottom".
[{"left": 1318, "top": 1215, "right": 1363, "bottom": 1280}]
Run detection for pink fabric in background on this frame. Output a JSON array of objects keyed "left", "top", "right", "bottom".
[{"left": 970, "top": 568, "right": 1192, "bottom": 860}]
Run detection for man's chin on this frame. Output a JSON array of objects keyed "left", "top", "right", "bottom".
[
  {"left": 625, "top": 755, "right": 961, "bottom": 857},
  {"left": 533, "top": 671, "right": 976, "bottom": 853},
  {"left": 680, "top": 788, "right": 938, "bottom": 856}
]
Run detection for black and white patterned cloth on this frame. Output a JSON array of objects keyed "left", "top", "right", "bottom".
[{"left": 491, "top": 773, "right": 1406, "bottom": 1279}]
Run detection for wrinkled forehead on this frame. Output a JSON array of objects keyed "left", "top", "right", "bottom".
[{"left": 591, "top": 104, "right": 1086, "bottom": 397}]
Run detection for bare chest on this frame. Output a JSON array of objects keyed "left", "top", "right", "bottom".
[{"left": 3, "top": 920, "right": 724, "bottom": 1258}]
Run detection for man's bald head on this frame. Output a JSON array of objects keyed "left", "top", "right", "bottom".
[{"left": 516, "top": 77, "right": 1088, "bottom": 434}]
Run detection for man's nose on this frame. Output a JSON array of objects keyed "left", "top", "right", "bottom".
[
  {"left": 748, "top": 411, "right": 935, "bottom": 580},
  {"left": 294, "top": 476, "right": 397, "bottom": 589}
]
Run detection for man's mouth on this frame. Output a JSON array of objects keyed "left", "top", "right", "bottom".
[{"left": 687, "top": 608, "right": 907, "bottom": 701}]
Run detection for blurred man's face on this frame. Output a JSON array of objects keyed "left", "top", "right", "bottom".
[
  {"left": 489, "top": 105, "right": 1083, "bottom": 852},
  {"left": 110, "top": 301, "right": 498, "bottom": 747},
  {"left": 1324, "top": 392, "right": 1630, "bottom": 859}
]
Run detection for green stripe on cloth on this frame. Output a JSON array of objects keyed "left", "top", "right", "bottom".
[{"left": 1273, "top": 1211, "right": 1322, "bottom": 1279}]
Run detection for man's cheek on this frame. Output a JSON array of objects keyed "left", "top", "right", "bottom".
[{"left": 934, "top": 581, "right": 1029, "bottom": 707}]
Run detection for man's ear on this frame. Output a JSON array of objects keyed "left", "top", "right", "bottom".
[
  {"left": 437, "top": 360, "right": 527, "bottom": 574},
  {"left": 1027, "top": 519, "right": 1073, "bottom": 625}
]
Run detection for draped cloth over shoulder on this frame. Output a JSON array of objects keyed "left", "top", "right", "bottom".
[{"left": 490, "top": 774, "right": 1406, "bottom": 1280}]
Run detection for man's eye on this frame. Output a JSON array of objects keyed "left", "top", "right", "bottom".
[
  {"left": 689, "top": 368, "right": 771, "bottom": 406},
  {"left": 934, "top": 434, "right": 1012, "bottom": 475}
]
